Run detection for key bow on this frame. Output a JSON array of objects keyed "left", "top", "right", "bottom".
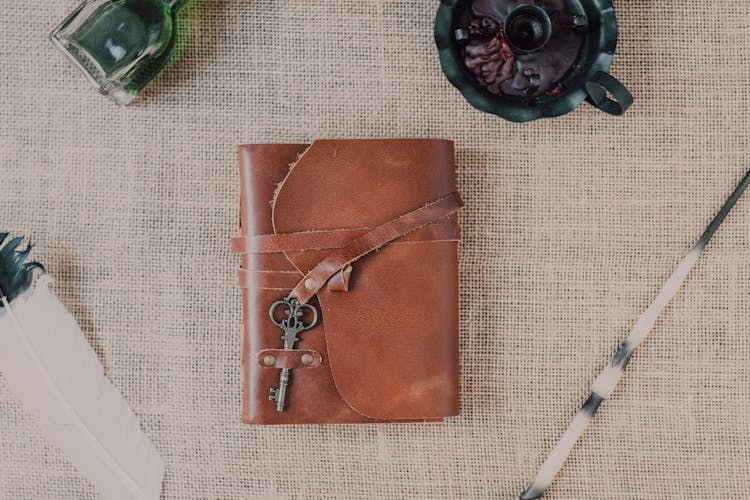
[{"left": 268, "top": 297, "right": 318, "bottom": 348}]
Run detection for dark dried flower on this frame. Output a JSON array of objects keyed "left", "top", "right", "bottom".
[{"left": 463, "top": 17, "right": 516, "bottom": 95}]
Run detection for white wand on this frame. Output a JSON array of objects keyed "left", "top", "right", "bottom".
[{"left": 520, "top": 169, "right": 750, "bottom": 499}]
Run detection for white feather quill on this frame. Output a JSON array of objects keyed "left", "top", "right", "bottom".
[{"left": 0, "top": 271, "right": 165, "bottom": 500}]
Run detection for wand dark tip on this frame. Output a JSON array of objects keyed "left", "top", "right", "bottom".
[{"left": 697, "top": 168, "right": 750, "bottom": 248}]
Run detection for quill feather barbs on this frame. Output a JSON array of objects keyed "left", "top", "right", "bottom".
[
  {"left": 0, "top": 233, "right": 43, "bottom": 304},
  {"left": 0, "top": 235, "right": 164, "bottom": 499}
]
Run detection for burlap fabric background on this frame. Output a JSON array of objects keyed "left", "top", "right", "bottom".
[{"left": 1, "top": 1, "right": 749, "bottom": 498}]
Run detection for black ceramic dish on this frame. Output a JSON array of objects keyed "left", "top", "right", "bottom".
[{"left": 435, "top": 0, "right": 633, "bottom": 122}]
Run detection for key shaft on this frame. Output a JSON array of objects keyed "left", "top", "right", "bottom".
[{"left": 269, "top": 368, "right": 291, "bottom": 411}]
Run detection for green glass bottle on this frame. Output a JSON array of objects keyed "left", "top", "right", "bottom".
[{"left": 51, "top": 0, "right": 178, "bottom": 105}]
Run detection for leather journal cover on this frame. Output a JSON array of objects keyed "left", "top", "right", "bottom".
[{"left": 231, "top": 139, "right": 463, "bottom": 424}]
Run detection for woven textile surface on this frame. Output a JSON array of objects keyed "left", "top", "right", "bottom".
[{"left": 2, "top": 0, "right": 750, "bottom": 498}]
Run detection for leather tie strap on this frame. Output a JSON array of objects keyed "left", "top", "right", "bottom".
[
  {"left": 231, "top": 221, "right": 459, "bottom": 255},
  {"left": 231, "top": 228, "right": 368, "bottom": 254},
  {"left": 289, "top": 192, "right": 463, "bottom": 304}
]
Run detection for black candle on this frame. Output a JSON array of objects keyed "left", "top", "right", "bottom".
[{"left": 460, "top": 0, "right": 584, "bottom": 97}]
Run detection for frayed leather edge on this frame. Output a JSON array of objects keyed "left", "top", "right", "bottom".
[{"left": 270, "top": 143, "right": 315, "bottom": 276}]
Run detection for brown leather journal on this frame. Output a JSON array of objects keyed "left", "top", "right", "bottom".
[{"left": 231, "top": 139, "right": 463, "bottom": 424}]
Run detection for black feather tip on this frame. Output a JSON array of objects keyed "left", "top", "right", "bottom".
[{"left": 0, "top": 233, "right": 44, "bottom": 306}]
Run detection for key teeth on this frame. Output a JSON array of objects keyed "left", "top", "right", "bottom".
[{"left": 269, "top": 387, "right": 279, "bottom": 402}]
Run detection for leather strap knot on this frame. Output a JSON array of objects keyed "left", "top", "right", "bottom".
[{"left": 289, "top": 192, "right": 463, "bottom": 304}]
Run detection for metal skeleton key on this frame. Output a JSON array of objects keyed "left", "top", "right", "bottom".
[{"left": 267, "top": 297, "right": 318, "bottom": 412}]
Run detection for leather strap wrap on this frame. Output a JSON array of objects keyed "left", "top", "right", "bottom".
[
  {"left": 289, "top": 192, "right": 463, "bottom": 304},
  {"left": 231, "top": 221, "right": 460, "bottom": 255},
  {"left": 237, "top": 269, "right": 300, "bottom": 290},
  {"left": 232, "top": 228, "right": 367, "bottom": 254},
  {"left": 237, "top": 266, "right": 353, "bottom": 291}
]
